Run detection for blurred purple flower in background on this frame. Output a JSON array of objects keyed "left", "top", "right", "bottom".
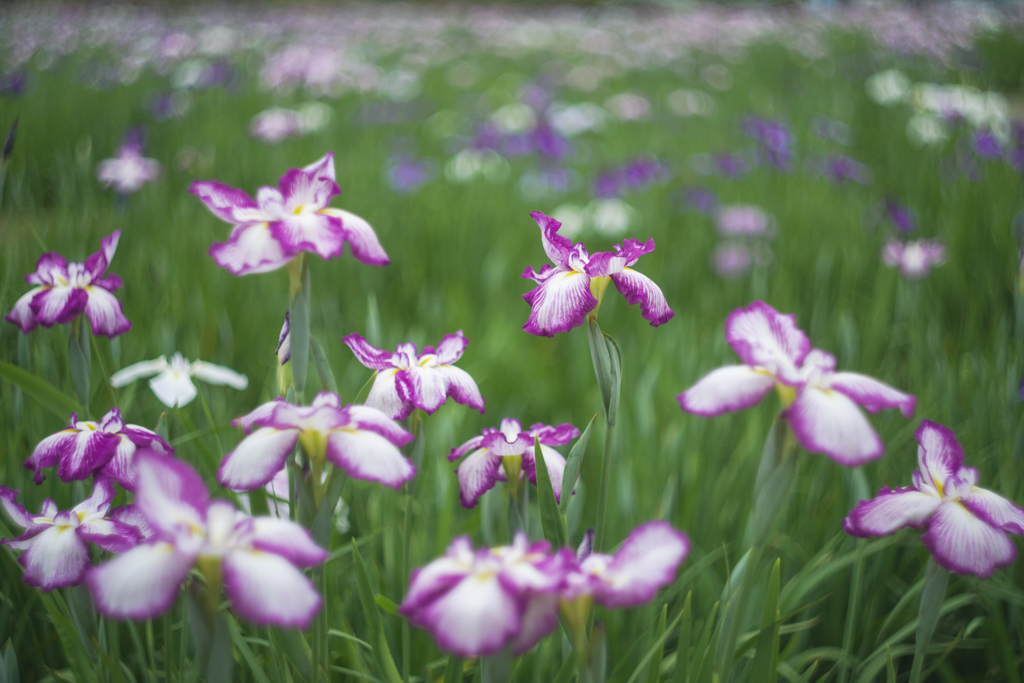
[
  {"left": 972, "top": 130, "right": 1002, "bottom": 161},
  {"left": 387, "top": 154, "right": 436, "bottom": 194},
  {"left": 743, "top": 116, "right": 794, "bottom": 170},
  {"left": 97, "top": 129, "right": 161, "bottom": 195},
  {"left": 0, "top": 70, "right": 28, "bottom": 97},
  {"left": 681, "top": 186, "right": 719, "bottom": 215},
  {"left": 882, "top": 239, "right": 946, "bottom": 280},
  {"left": 885, "top": 198, "right": 917, "bottom": 235},
  {"left": 592, "top": 157, "right": 669, "bottom": 198}
]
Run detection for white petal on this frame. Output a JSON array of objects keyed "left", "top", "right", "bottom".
[
  {"left": 922, "top": 502, "right": 1016, "bottom": 578},
  {"left": 110, "top": 357, "right": 168, "bottom": 388},
  {"left": 190, "top": 360, "right": 249, "bottom": 389},
  {"left": 218, "top": 428, "right": 298, "bottom": 491},
  {"left": 88, "top": 542, "right": 195, "bottom": 619},
  {"left": 326, "top": 429, "right": 415, "bottom": 490},
  {"left": 222, "top": 550, "right": 322, "bottom": 628},
  {"left": 148, "top": 370, "right": 198, "bottom": 408},
  {"left": 678, "top": 365, "right": 776, "bottom": 417},
  {"left": 786, "top": 387, "right": 883, "bottom": 466}
]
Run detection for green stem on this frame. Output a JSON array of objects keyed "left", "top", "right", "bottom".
[
  {"left": 838, "top": 539, "right": 867, "bottom": 683},
  {"left": 910, "top": 558, "right": 949, "bottom": 683},
  {"left": 593, "top": 420, "right": 616, "bottom": 553},
  {"left": 68, "top": 318, "right": 91, "bottom": 417},
  {"left": 287, "top": 255, "right": 311, "bottom": 404}
]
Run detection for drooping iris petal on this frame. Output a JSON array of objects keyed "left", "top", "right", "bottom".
[
  {"left": 843, "top": 487, "right": 942, "bottom": 537},
  {"left": 31, "top": 286, "right": 89, "bottom": 327},
  {"left": 18, "top": 523, "right": 91, "bottom": 590},
  {"left": 340, "top": 334, "right": 395, "bottom": 370},
  {"left": 531, "top": 210, "right": 572, "bottom": 270},
  {"left": 589, "top": 521, "right": 689, "bottom": 608},
  {"left": 318, "top": 208, "right": 390, "bottom": 266},
  {"left": 189, "top": 181, "right": 264, "bottom": 224},
  {"left": 209, "top": 222, "right": 292, "bottom": 276},
  {"left": 677, "top": 365, "right": 777, "bottom": 417},
  {"left": 325, "top": 429, "right": 415, "bottom": 489},
  {"left": 724, "top": 301, "right": 810, "bottom": 385},
  {"left": 190, "top": 361, "right": 249, "bottom": 389},
  {"left": 83, "top": 286, "right": 132, "bottom": 337},
  {"left": 521, "top": 268, "right": 596, "bottom": 337},
  {"left": 410, "top": 572, "right": 521, "bottom": 658},
  {"left": 961, "top": 489, "right": 1024, "bottom": 534},
  {"left": 87, "top": 542, "right": 196, "bottom": 619},
  {"left": 148, "top": 371, "right": 198, "bottom": 408},
  {"left": 55, "top": 428, "right": 121, "bottom": 482},
  {"left": 366, "top": 369, "right": 410, "bottom": 420},
  {"left": 828, "top": 372, "right": 916, "bottom": 418},
  {"left": 348, "top": 405, "right": 414, "bottom": 445},
  {"left": 222, "top": 550, "right": 322, "bottom": 629},
  {"left": 433, "top": 366, "right": 485, "bottom": 414},
  {"left": 921, "top": 501, "right": 1017, "bottom": 578},
  {"left": 785, "top": 386, "right": 884, "bottom": 466},
  {"left": 455, "top": 448, "right": 503, "bottom": 508},
  {"left": 5, "top": 287, "right": 46, "bottom": 332},
  {"left": 268, "top": 212, "right": 345, "bottom": 261},
  {"left": 510, "top": 594, "right": 560, "bottom": 656},
  {"left": 135, "top": 453, "right": 209, "bottom": 538},
  {"left": 109, "top": 357, "right": 168, "bottom": 387},
  {"left": 0, "top": 486, "right": 36, "bottom": 530},
  {"left": 402, "top": 537, "right": 474, "bottom": 613},
  {"left": 249, "top": 518, "right": 328, "bottom": 566},
  {"left": 77, "top": 518, "right": 141, "bottom": 554},
  {"left": 218, "top": 427, "right": 299, "bottom": 491},
  {"left": 396, "top": 365, "right": 451, "bottom": 413},
  {"left": 608, "top": 267, "right": 674, "bottom": 327},
  {"left": 523, "top": 444, "right": 567, "bottom": 503}
]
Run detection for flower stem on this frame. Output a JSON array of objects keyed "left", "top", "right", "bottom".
[
  {"left": 592, "top": 420, "right": 615, "bottom": 553},
  {"left": 287, "top": 255, "right": 311, "bottom": 404},
  {"left": 68, "top": 318, "right": 91, "bottom": 418}
]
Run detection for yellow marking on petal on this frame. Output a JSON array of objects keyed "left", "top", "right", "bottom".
[
  {"left": 775, "top": 383, "right": 796, "bottom": 408},
  {"left": 77, "top": 511, "right": 86, "bottom": 521},
  {"left": 587, "top": 275, "right": 612, "bottom": 321},
  {"left": 293, "top": 205, "right": 305, "bottom": 215},
  {"left": 935, "top": 478, "right": 945, "bottom": 498}
]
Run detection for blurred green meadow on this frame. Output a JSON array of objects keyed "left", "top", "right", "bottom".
[{"left": 1, "top": 4, "right": 1023, "bottom": 682}]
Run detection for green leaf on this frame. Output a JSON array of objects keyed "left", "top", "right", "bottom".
[
  {"left": 1, "top": 640, "right": 20, "bottom": 683},
  {"left": 271, "top": 628, "right": 313, "bottom": 682},
  {"left": 89, "top": 635, "right": 129, "bottom": 683},
  {"left": 352, "top": 540, "right": 403, "bottom": 683},
  {"left": 482, "top": 647, "right": 512, "bottom": 683},
  {"left": 309, "top": 336, "right": 338, "bottom": 394},
  {"left": 795, "top": 661, "right": 819, "bottom": 683},
  {"left": 0, "top": 360, "right": 79, "bottom": 418},
  {"left": 690, "top": 601, "right": 719, "bottom": 683},
  {"left": 290, "top": 260, "right": 311, "bottom": 399},
  {"left": 645, "top": 605, "right": 668, "bottom": 683},
  {"left": 68, "top": 325, "right": 91, "bottom": 415},
  {"left": 327, "top": 629, "right": 373, "bottom": 651},
  {"left": 909, "top": 558, "right": 949, "bottom": 683},
  {"left": 749, "top": 459, "right": 795, "bottom": 548},
  {"left": 587, "top": 319, "right": 622, "bottom": 425},
  {"left": 354, "top": 371, "right": 378, "bottom": 406},
  {"left": 374, "top": 594, "right": 399, "bottom": 615},
  {"left": 444, "top": 655, "right": 464, "bottom": 683},
  {"left": 311, "top": 468, "right": 345, "bottom": 548},
  {"left": 590, "top": 622, "right": 608, "bottom": 683},
  {"left": 553, "top": 655, "right": 576, "bottom": 683},
  {"left": 248, "top": 486, "right": 270, "bottom": 517},
  {"left": 885, "top": 645, "right": 895, "bottom": 683},
  {"left": 534, "top": 435, "right": 566, "bottom": 548},
  {"left": 750, "top": 558, "right": 781, "bottom": 683},
  {"left": 228, "top": 618, "right": 272, "bottom": 683},
  {"left": 559, "top": 414, "right": 596, "bottom": 513},
  {"left": 672, "top": 592, "right": 692, "bottom": 683}
]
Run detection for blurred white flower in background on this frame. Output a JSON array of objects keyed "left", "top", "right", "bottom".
[
  {"left": 906, "top": 113, "right": 948, "bottom": 147},
  {"left": 110, "top": 353, "right": 248, "bottom": 408},
  {"left": 445, "top": 149, "right": 510, "bottom": 183},
  {"left": 489, "top": 103, "right": 537, "bottom": 134},
  {"left": 604, "top": 92, "right": 650, "bottom": 121},
  {"left": 547, "top": 102, "right": 609, "bottom": 137},
  {"left": 666, "top": 89, "right": 716, "bottom": 118},
  {"left": 866, "top": 69, "right": 910, "bottom": 106}
]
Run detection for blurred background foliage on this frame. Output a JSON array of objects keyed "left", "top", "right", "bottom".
[{"left": 0, "top": 2, "right": 1023, "bottom": 681}]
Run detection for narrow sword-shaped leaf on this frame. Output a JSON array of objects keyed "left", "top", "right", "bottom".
[
  {"left": 535, "top": 436, "right": 567, "bottom": 548},
  {"left": 560, "top": 414, "right": 596, "bottom": 513}
]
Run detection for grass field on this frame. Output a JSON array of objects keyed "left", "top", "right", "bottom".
[{"left": 1, "top": 3, "right": 1023, "bottom": 682}]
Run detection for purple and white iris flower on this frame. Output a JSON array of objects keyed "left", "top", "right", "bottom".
[
  {"left": 521, "top": 211, "right": 673, "bottom": 337},
  {"left": 6, "top": 230, "right": 131, "bottom": 337},
  {"left": 25, "top": 406, "right": 171, "bottom": 489},
  {"left": 678, "top": 301, "right": 915, "bottom": 466},
  {"left": 97, "top": 131, "right": 161, "bottom": 194},
  {"left": 844, "top": 421, "right": 1024, "bottom": 578},
  {"left": 189, "top": 152, "right": 389, "bottom": 275},
  {"left": 342, "top": 331, "right": 485, "bottom": 421},
  {"left": 447, "top": 419, "right": 580, "bottom": 508},
  {"left": 0, "top": 479, "right": 140, "bottom": 591},
  {"left": 882, "top": 239, "right": 946, "bottom": 280},
  {"left": 218, "top": 392, "right": 415, "bottom": 492},
  {"left": 564, "top": 522, "right": 690, "bottom": 608},
  {"left": 110, "top": 352, "right": 248, "bottom": 408},
  {"left": 88, "top": 453, "right": 328, "bottom": 627},
  {"left": 400, "top": 533, "right": 573, "bottom": 657}
]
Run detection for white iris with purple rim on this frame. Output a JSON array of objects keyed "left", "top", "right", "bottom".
[
  {"left": 189, "top": 152, "right": 390, "bottom": 275},
  {"left": 342, "top": 330, "right": 486, "bottom": 421},
  {"left": 447, "top": 418, "right": 580, "bottom": 508},
  {"left": 0, "top": 479, "right": 141, "bottom": 591},
  {"left": 399, "top": 533, "right": 573, "bottom": 658},
  {"left": 677, "top": 300, "right": 916, "bottom": 466},
  {"left": 87, "top": 453, "right": 328, "bottom": 628},
  {"left": 844, "top": 420, "right": 1024, "bottom": 578},
  {"left": 217, "top": 392, "right": 415, "bottom": 492},
  {"left": 521, "top": 211, "right": 674, "bottom": 337},
  {"left": 5, "top": 230, "right": 131, "bottom": 337},
  {"left": 25, "top": 406, "right": 171, "bottom": 489}
]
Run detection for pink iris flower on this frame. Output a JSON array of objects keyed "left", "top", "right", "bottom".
[
  {"left": 882, "top": 239, "right": 946, "bottom": 280},
  {"left": 678, "top": 301, "right": 915, "bottom": 466},
  {"left": 522, "top": 211, "right": 673, "bottom": 337},
  {"left": 448, "top": 418, "right": 580, "bottom": 508},
  {"left": 97, "top": 135, "right": 161, "bottom": 194},
  {"left": 564, "top": 522, "right": 690, "bottom": 608},
  {"left": 6, "top": 230, "right": 131, "bottom": 337},
  {"left": 217, "top": 392, "right": 415, "bottom": 492},
  {"left": 189, "top": 152, "right": 389, "bottom": 275},
  {"left": 88, "top": 453, "right": 328, "bottom": 627},
  {"left": 400, "top": 533, "right": 573, "bottom": 658},
  {"left": 844, "top": 421, "right": 1024, "bottom": 578},
  {"left": 0, "top": 479, "right": 141, "bottom": 591},
  {"left": 342, "top": 331, "right": 485, "bottom": 421},
  {"left": 25, "top": 406, "right": 171, "bottom": 489}
]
